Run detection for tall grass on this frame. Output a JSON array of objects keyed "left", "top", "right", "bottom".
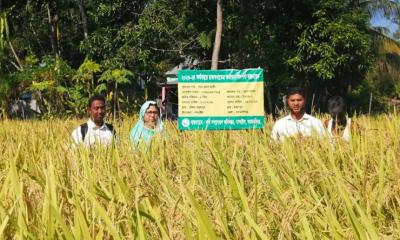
[{"left": 0, "top": 115, "right": 399, "bottom": 239}]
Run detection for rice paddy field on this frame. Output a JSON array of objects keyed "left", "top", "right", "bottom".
[{"left": 0, "top": 115, "right": 399, "bottom": 239}]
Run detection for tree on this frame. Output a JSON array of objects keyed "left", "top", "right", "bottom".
[
  {"left": 46, "top": 1, "right": 60, "bottom": 58},
  {"left": 287, "top": 3, "right": 372, "bottom": 94},
  {"left": 211, "top": 0, "right": 222, "bottom": 70},
  {"left": 1, "top": 0, "right": 400, "bottom": 118},
  {"left": 98, "top": 68, "right": 133, "bottom": 120},
  {"left": 360, "top": 0, "right": 400, "bottom": 110},
  {"left": 68, "top": 59, "right": 101, "bottom": 115},
  {"left": 75, "top": 0, "right": 89, "bottom": 40}
]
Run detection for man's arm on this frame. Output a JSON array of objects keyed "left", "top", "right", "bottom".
[
  {"left": 71, "top": 126, "right": 82, "bottom": 145},
  {"left": 323, "top": 118, "right": 330, "bottom": 128},
  {"left": 314, "top": 119, "right": 327, "bottom": 136},
  {"left": 271, "top": 121, "right": 281, "bottom": 142}
]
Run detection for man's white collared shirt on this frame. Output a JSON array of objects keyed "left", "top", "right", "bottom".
[
  {"left": 271, "top": 113, "right": 326, "bottom": 142},
  {"left": 71, "top": 119, "right": 113, "bottom": 147}
]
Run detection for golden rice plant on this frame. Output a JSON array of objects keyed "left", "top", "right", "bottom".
[{"left": 0, "top": 115, "right": 399, "bottom": 239}]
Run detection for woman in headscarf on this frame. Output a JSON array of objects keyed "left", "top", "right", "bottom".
[{"left": 130, "top": 101, "right": 164, "bottom": 146}]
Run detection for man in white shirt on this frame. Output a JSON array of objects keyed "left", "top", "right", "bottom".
[
  {"left": 271, "top": 87, "right": 326, "bottom": 142},
  {"left": 71, "top": 94, "right": 115, "bottom": 147}
]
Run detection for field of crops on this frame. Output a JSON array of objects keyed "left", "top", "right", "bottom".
[{"left": 0, "top": 115, "right": 399, "bottom": 239}]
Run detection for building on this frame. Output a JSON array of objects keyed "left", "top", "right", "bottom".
[{"left": 160, "top": 56, "right": 199, "bottom": 119}]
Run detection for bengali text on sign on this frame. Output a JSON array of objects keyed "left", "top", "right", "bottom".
[{"left": 178, "top": 69, "right": 265, "bottom": 130}]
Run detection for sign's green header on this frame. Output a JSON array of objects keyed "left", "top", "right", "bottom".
[{"left": 178, "top": 68, "right": 264, "bottom": 83}]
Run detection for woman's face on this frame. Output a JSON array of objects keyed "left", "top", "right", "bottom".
[{"left": 143, "top": 105, "right": 159, "bottom": 128}]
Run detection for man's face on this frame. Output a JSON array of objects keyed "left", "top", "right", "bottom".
[
  {"left": 287, "top": 93, "right": 305, "bottom": 114},
  {"left": 88, "top": 100, "right": 106, "bottom": 125}
]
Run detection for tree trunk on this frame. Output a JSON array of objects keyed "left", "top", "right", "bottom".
[
  {"left": 75, "top": 0, "right": 89, "bottom": 40},
  {"left": 211, "top": 0, "right": 222, "bottom": 70},
  {"left": 266, "top": 84, "right": 273, "bottom": 114},
  {"left": 1, "top": 15, "right": 23, "bottom": 70},
  {"left": 46, "top": 2, "right": 59, "bottom": 58},
  {"left": 56, "top": 15, "right": 61, "bottom": 58},
  {"left": 7, "top": 41, "right": 23, "bottom": 70}
]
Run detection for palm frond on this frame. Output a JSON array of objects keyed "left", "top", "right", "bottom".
[{"left": 360, "top": 0, "right": 400, "bottom": 17}]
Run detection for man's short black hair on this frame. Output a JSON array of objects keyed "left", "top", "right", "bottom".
[
  {"left": 88, "top": 94, "right": 106, "bottom": 108},
  {"left": 286, "top": 87, "right": 306, "bottom": 98},
  {"left": 327, "top": 96, "right": 346, "bottom": 116}
]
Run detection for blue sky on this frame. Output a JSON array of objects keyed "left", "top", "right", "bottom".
[{"left": 370, "top": 14, "right": 398, "bottom": 34}]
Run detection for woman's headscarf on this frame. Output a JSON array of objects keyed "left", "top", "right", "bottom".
[{"left": 130, "top": 101, "right": 164, "bottom": 146}]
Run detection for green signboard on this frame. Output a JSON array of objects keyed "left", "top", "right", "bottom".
[{"left": 178, "top": 69, "right": 264, "bottom": 130}]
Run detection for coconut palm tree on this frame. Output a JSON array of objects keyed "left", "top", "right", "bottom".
[{"left": 363, "top": 0, "right": 400, "bottom": 100}]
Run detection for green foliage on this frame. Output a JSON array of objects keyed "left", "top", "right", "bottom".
[
  {"left": 3, "top": 56, "right": 75, "bottom": 116},
  {"left": 65, "top": 84, "right": 90, "bottom": 116},
  {"left": 197, "top": 31, "right": 213, "bottom": 49},
  {"left": 24, "top": 53, "right": 39, "bottom": 67},
  {"left": 97, "top": 68, "right": 134, "bottom": 117},
  {"left": 362, "top": 32, "right": 400, "bottom": 111},
  {"left": 98, "top": 69, "right": 133, "bottom": 85},
  {"left": 82, "top": 1, "right": 148, "bottom": 69},
  {"left": 0, "top": 13, "right": 7, "bottom": 64},
  {"left": 97, "top": 68, "right": 133, "bottom": 94},
  {"left": 395, "top": 82, "right": 400, "bottom": 97},
  {"left": 287, "top": 1, "right": 372, "bottom": 95},
  {"left": 30, "top": 57, "right": 74, "bottom": 116},
  {"left": 73, "top": 59, "right": 101, "bottom": 83},
  {"left": 66, "top": 59, "right": 102, "bottom": 116},
  {"left": 1, "top": 0, "right": 400, "bottom": 117},
  {"left": 28, "top": 56, "right": 74, "bottom": 88}
]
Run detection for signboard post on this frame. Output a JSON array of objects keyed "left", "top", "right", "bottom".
[{"left": 178, "top": 69, "right": 264, "bottom": 130}]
